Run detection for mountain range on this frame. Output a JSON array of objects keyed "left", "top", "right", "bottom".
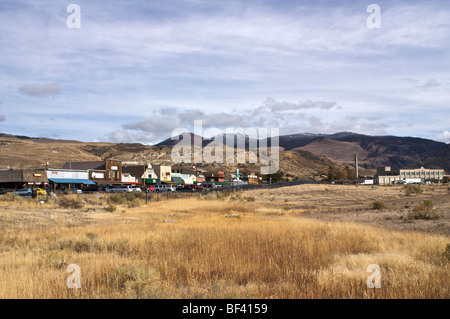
[
  {"left": 0, "top": 132, "right": 448, "bottom": 180},
  {"left": 156, "top": 131, "right": 447, "bottom": 171}
]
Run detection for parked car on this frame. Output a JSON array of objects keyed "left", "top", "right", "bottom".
[
  {"left": 14, "top": 188, "right": 33, "bottom": 196},
  {"left": 0, "top": 188, "right": 14, "bottom": 195},
  {"left": 83, "top": 185, "right": 101, "bottom": 193},
  {"left": 110, "top": 185, "right": 133, "bottom": 193},
  {"left": 146, "top": 184, "right": 175, "bottom": 192},
  {"left": 131, "top": 186, "right": 142, "bottom": 192},
  {"left": 100, "top": 186, "right": 111, "bottom": 193},
  {"left": 192, "top": 185, "right": 206, "bottom": 191},
  {"left": 35, "top": 188, "right": 47, "bottom": 196},
  {"left": 201, "top": 183, "right": 216, "bottom": 190},
  {"left": 71, "top": 188, "right": 83, "bottom": 194},
  {"left": 175, "top": 185, "right": 197, "bottom": 192}
]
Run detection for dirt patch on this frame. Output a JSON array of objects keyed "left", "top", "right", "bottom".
[{"left": 246, "top": 184, "right": 450, "bottom": 235}]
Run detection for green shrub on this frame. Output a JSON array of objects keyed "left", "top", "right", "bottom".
[
  {"left": 127, "top": 200, "right": 142, "bottom": 208},
  {"left": 58, "top": 197, "right": 83, "bottom": 209},
  {"left": 103, "top": 203, "right": 117, "bottom": 213},
  {"left": 372, "top": 200, "right": 386, "bottom": 210},
  {"left": 443, "top": 244, "right": 450, "bottom": 262},
  {"left": 0, "top": 192, "right": 22, "bottom": 202},
  {"left": 244, "top": 196, "right": 255, "bottom": 202},
  {"left": 109, "top": 193, "right": 128, "bottom": 205},
  {"left": 404, "top": 200, "right": 442, "bottom": 221},
  {"left": 403, "top": 184, "right": 423, "bottom": 196},
  {"left": 86, "top": 232, "right": 98, "bottom": 240},
  {"left": 110, "top": 193, "right": 144, "bottom": 207}
]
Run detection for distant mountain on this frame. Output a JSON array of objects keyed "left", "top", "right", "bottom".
[
  {"left": 423, "top": 143, "right": 450, "bottom": 172},
  {"left": 258, "top": 131, "right": 446, "bottom": 170},
  {"left": 315, "top": 132, "right": 446, "bottom": 170},
  {"left": 273, "top": 133, "right": 325, "bottom": 150},
  {"left": 154, "top": 131, "right": 447, "bottom": 171},
  {"left": 155, "top": 133, "right": 212, "bottom": 148}
]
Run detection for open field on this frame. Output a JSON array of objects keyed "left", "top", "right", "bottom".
[{"left": 0, "top": 184, "right": 449, "bottom": 299}]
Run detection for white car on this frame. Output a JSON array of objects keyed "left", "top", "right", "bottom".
[
  {"left": 110, "top": 185, "right": 133, "bottom": 193},
  {"left": 131, "top": 186, "right": 142, "bottom": 192},
  {"left": 148, "top": 184, "right": 176, "bottom": 192}
]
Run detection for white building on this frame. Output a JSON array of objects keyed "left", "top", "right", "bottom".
[
  {"left": 399, "top": 168, "right": 445, "bottom": 181},
  {"left": 46, "top": 169, "right": 95, "bottom": 191}
]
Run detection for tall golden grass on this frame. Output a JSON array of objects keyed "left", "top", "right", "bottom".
[{"left": 0, "top": 188, "right": 449, "bottom": 299}]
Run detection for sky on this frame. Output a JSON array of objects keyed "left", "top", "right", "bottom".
[{"left": 0, "top": 0, "right": 449, "bottom": 145}]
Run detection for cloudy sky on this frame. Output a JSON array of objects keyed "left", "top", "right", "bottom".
[{"left": 1, "top": 0, "right": 449, "bottom": 144}]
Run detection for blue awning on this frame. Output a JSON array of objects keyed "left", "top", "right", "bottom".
[{"left": 48, "top": 178, "right": 96, "bottom": 185}]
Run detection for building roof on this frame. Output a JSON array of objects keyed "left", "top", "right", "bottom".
[
  {"left": 122, "top": 165, "right": 146, "bottom": 178},
  {"left": 171, "top": 166, "right": 197, "bottom": 175},
  {"left": 0, "top": 169, "right": 48, "bottom": 183},
  {"left": 61, "top": 161, "right": 106, "bottom": 170},
  {"left": 22, "top": 169, "right": 49, "bottom": 183},
  {"left": 0, "top": 170, "right": 23, "bottom": 183}
]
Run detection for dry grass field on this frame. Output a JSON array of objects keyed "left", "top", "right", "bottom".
[{"left": 0, "top": 184, "right": 449, "bottom": 299}]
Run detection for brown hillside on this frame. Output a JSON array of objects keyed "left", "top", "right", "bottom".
[
  {"left": 299, "top": 137, "right": 369, "bottom": 166},
  {"left": 0, "top": 137, "right": 104, "bottom": 170},
  {"left": 423, "top": 144, "right": 450, "bottom": 172}
]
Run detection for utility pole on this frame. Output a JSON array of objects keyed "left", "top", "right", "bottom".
[{"left": 355, "top": 154, "right": 359, "bottom": 179}]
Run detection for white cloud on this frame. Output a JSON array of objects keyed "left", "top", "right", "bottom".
[
  {"left": 433, "top": 131, "right": 450, "bottom": 144},
  {"left": 262, "top": 98, "right": 338, "bottom": 112}
]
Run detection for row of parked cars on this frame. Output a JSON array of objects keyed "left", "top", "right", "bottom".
[
  {"left": 2, "top": 183, "right": 218, "bottom": 196},
  {"left": 82, "top": 183, "right": 218, "bottom": 193},
  {"left": 8, "top": 187, "right": 48, "bottom": 196}
]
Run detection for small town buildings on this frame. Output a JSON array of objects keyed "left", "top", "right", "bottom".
[
  {"left": 203, "top": 171, "right": 225, "bottom": 183},
  {"left": 62, "top": 159, "right": 123, "bottom": 186},
  {"left": 121, "top": 173, "right": 138, "bottom": 184},
  {"left": 171, "top": 166, "right": 197, "bottom": 185},
  {"left": 247, "top": 174, "right": 260, "bottom": 185},
  {"left": 122, "top": 163, "right": 162, "bottom": 185},
  {"left": 46, "top": 169, "right": 95, "bottom": 192},
  {"left": 171, "top": 173, "right": 197, "bottom": 185},
  {"left": 0, "top": 169, "right": 49, "bottom": 190},
  {"left": 196, "top": 174, "right": 205, "bottom": 183},
  {"left": 153, "top": 164, "right": 172, "bottom": 183},
  {"left": 375, "top": 166, "right": 401, "bottom": 185}
]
